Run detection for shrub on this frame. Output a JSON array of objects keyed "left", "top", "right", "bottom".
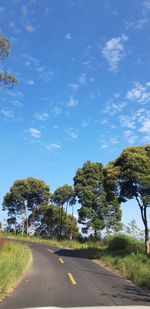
[{"left": 108, "top": 234, "right": 144, "bottom": 253}]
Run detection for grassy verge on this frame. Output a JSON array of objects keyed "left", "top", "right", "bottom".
[
  {"left": 0, "top": 240, "right": 32, "bottom": 300},
  {"left": 1, "top": 232, "right": 149, "bottom": 290},
  {"left": 0, "top": 232, "right": 103, "bottom": 249}
]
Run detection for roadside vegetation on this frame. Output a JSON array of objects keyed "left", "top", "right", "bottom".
[
  {"left": 1, "top": 232, "right": 150, "bottom": 290},
  {"left": 0, "top": 238, "right": 32, "bottom": 300},
  {"left": 0, "top": 141, "right": 150, "bottom": 291}
]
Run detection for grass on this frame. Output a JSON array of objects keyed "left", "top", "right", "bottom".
[
  {"left": 0, "top": 239, "right": 32, "bottom": 300},
  {"left": 1, "top": 231, "right": 150, "bottom": 290}
]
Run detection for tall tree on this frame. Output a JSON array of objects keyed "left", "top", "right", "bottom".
[
  {"left": 0, "top": 35, "right": 17, "bottom": 88},
  {"left": 34, "top": 204, "right": 79, "bottom": 239},
  {"left": 51, "top": 185, "right": 75, "bottom": 238},
  {"left": 110, "top": 145, "right": 150, "bottom": 255},
  {"left": 73, "top": 160, "right": 119, "bottom": 238},
  {"left": 3, "top": 177, "right": 50, "bottom": 236}
]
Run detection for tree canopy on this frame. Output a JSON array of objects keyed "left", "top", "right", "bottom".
[
  {"left": 0, "top": 34, "right": 17, "bottom": 88},
  {"left": 110, "top": 145, "right": 150, "bottom": 254},
  {"left": 3, "top": 177, "right": 50, "bottom": 236},
  {"left": 74, "top": 160, "right": 121, "bottom": 237}
]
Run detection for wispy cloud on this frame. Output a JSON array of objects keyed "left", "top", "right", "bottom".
[
  {"left": 1, "top": 109, "right": 14, "bottom": 119},
  {"left": 68, "top": 83, "right": 79, "bottom": 91},
  {"left": 124, "top": 130, "right": 138, "bottom": 144},
  {"left": 126, "top": 82, "right": 150, "bottom": 103},
  {"left": 78, "top": 73, "right": 87, "bottom": 85},
  {"left": 125, "top": 17, "right": 148, "bottom": 30},
  {"left": 52, "top": 106, "right": 62, "bottom": 116},
  {"left": 29, "top": 128, "right": 41, "bottom": 138},
  {"left": 103, "top": 101, "right": 127, "bottom": 115},
  {"left": 100, "top": 144, "right": 108, "bottom": 149},
  {"left": 25, "top": 23, "right": 36, "bottom": 33},
  {"left": 26, "top": 79, "right": 34, "bottom": 85},
  {"left": 66, "top": 96, "right": 79, "bottom": 107},
  {"left": 102, "top": 34, "right": 128, "bottom": 72},
  {"left": 139, "top": 119, "right": 150, "bottom": 133},
  {"left": 34, "top": 112, "right": 49, "bottom": 121},
  {"left": 46, "top": 143, "right": 61, "bottom": 151},
  {"left": 65, "top": 33, "right": 71, "bottom": 40},
  {"left": 66, "top": 128, "right": 78, "bottom": 139}
]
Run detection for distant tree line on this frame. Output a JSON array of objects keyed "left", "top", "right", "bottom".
[{"left": 2, "top": 145, "right": 150, "bottom": 255}]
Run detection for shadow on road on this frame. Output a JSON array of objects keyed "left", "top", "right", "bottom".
[{"left": 54, "top": 247, "right": 150, "bottom": 305}]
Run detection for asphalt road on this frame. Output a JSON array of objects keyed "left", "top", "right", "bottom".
[{"left": 0, "top": 241, "right": 150, "bottom": 308}]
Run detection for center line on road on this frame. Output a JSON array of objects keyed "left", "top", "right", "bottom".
[
  {"left": 59, "top": 258, "right": 64, "bottom": 264},
  {"left": 67, "top": 272, "right": 76, "bottom": 285},
  {"left": 47, "top": 249, "right": 54, "bottom": 253}
]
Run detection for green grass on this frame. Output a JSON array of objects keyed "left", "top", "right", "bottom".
[
  {"left": 0, "top": 240, "right": 32, "bottom": 299},
  {"left": 1, "top": 232, "right": 149, "bottom": 290},
  {"left": 0, "top": 232, "right": 104, "bottom": 249}
]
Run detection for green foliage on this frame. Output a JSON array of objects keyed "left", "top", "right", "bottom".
[
  {"left": 0, "top": 35, "right": 17, "bottom": 88},
  {"left": 107, "top": 234, "right": 144, "bottom": 253},
  {"left": 35, "top": 204, "right": 79, "bottom": 240},
  {"left": 74, "top": 160, "right": 121, "bottom": 236},
  {"left": 0, "top": 241, "right": 31, "bottom": 299},
  {"left": 51, "top": 184, "right": 74, "bottom": 206},
  {"left": 3, "top": 177, "right": 51, "bottom": 236},
  {"left": 110, "top": 145, "right": 150, "bottom": 253}
]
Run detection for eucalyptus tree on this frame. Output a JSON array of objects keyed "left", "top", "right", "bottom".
[
  {"left": 0, "top": 35, "right": 17, "bottom": 88},
  {"left": 51, "top": 184, "right": 75, "bottom": 238},
  {"left": 74, "top": 160, "right": 121, "bottom": 238},
  {"left": 109, "top": 145, "right": 150, "bottom": 254},
  {"left": 3, "top": 177, "right": 50, "bottom": 236}
]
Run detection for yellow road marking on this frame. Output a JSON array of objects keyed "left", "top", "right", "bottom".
[
  {"left": 67, "top": 272, "right": 76, "bottom": 285},
  {"left": 59, "top": 258, "right": 64, "bottom": 264},
  {"left": 47, "top": 249, "right": 54, "bottom": 253}
]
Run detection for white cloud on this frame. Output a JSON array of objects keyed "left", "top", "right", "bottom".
[
  {"left": 53, "top": 106, "right": 62, "bottom": 116},
  {"left": 25, "top": 23, "right": 36, "bottom": 32},
  {"left": 126, "top": 82, "right": 150, "bottom": 103},
  {"left": 68, "top": 83, "right": 79, "bottom": 91},
  {"left": 103, "top": 101, "right": 127, "bottom": 115},
  {"left": 29, "top": 128, "right": 41, "bottom": 138},
  {"left": 125, "top": 17, "right": 148, "bottom": 30},
  {"left": 26, "top": 79, "right": 34, "bottom": 85},
  {"left": 119, "top": 115, "right": 135, "bottom": 129},
  {"left": 78, "top": 73, "right": 87, "bottom": 85},
  {"left": 65, "top": 33, "right": 71, "bottom": 40},
  {"left": 102, "top": 34, "right": 128, "bottom": 72},
  {"left": 34, "top": 112, "right": 49, "bottom": 121},
  {"left": 1, "top": 109, "right": 14, "bottom": 119},
  {"left": 100, "top": 144, "right": 108, "bottom": 149},
  {"left": 67, "top": 96, "right": 79, "bottom": 107},
  {"left": 124, "top": 130, "right": 138, "bottom": 144},
  {"left": 46, "top": 143, "right": 61, "bottom": 151},
  {"left": 143, "top": 0, "right": 150, "bottom": 10},
  {"left": 66, "top": 128, "right": 78, "bottom": 139},
  {"left": 139, "top": 119, "right": 150, "bottom": 133}
]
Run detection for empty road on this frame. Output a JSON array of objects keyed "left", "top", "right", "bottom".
[{"left": 0, "top": 241, "right": 150, "bottom": 308}]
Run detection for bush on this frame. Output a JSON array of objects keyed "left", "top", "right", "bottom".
[{"left": 108, "top": 234, "right": 144, "bottom": 253}]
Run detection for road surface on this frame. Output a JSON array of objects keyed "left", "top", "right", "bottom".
[{"left": 0, "top": 241, "right": 150, "bottom": 308}]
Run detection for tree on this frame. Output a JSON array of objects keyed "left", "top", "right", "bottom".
[
  {"left": 0, "top": 35, "right": 17, "bottom": 88},
  {"left": 34, "top": 204, "right": 79, "bottom": 239},
  {"left": 3, "top": 177, "right": 50, "bottom": 236},
  {"left": 51, "top": 185, "right": 75, "bottom": 238},
  {"left": 111, "top": 145, "right": 150, "bottom": 255},
  {"left": 74, "top": 161, "right": 120, "bottom": 238}
]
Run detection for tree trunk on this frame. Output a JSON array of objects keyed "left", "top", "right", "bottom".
[
  {"left": 59, "top": 206, "right": 63, "bottom": 238},
  {"left": 143, "top": 206, "right": 150, "bottom": 255},
  {"left": 22, "top": 204, "right": 25, "bottom": 237},
  {"left": 136, "top": 196, "right": 150, "bottom": 255},
  {"left": 70, "top": 204, "right": 74, "bottom": 240}
]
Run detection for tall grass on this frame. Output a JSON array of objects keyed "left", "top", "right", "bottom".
[{"left": 0, "top": 241, "right": 32, "bottom": 299}]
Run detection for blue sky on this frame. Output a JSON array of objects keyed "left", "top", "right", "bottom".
[{"left": 0, "top": 0, "right": 150, "bottom": 230}]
